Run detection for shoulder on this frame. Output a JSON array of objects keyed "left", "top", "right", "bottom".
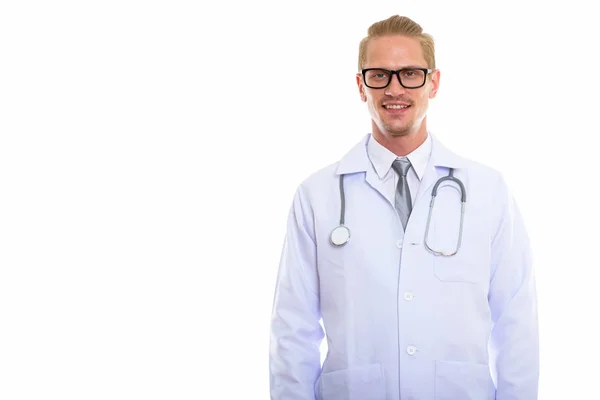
[
  {"left": 432, "top": 135, "right": 514, "bottom": 212},
  {"left": 295, "top": 134, "right": 370, "bottom": 199},
  {"left": 462, "top": 155, "right": 504, "bottom": 184},
  {"left": 433, "top": 135, "right": 506, "bottom": 188},
  {"left": 300, "top": 161, "right": 339, "bottom": 188},
  {"left": 293, "top": 161, "right": 340, "bottom": 205},
  {"left": 444, "top": 144, "right": 517, "bottom": 228}
]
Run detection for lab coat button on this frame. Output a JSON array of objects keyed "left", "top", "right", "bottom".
[
  {"left": 396, "top": 239, "right": 403, "bottom": 248},
  {"left": 406, "top": 346, "right": 417, "bottom": 355},
  {"left": 403, "top": 292, "right": 414, "bottom": 301}
]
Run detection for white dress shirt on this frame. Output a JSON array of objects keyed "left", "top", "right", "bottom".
[{"left": 366, "top": 133, "right": 432, "bottom": 209}]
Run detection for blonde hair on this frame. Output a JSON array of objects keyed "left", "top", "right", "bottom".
[{"left": 358, "top": 15, "right": 435, "bottom": 71}]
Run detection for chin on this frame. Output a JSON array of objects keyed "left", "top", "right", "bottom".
[{"left": 386, "top": 124, "right": 413, "bottom": 137}]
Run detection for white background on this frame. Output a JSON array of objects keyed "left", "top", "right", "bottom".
[{"left": 1, "top": 0, "right": 599, "bottom": 399}]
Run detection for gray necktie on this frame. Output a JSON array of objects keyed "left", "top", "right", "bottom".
[{"left": 392, "top": 158, "right": 413, "bottom": 230}]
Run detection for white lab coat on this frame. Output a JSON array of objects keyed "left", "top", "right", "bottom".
[{"left": 269, "top": 133, "right": 539, "bottom": 400}]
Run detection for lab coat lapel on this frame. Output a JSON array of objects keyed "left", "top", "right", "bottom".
[
  {"left": 414, "top": 161, "right": 441, "bottom": 205},
  {"left": 414, "top": 135, "right": 466, "bottom": 204},
  {"left": 365, "top": 165, "right": 392, "bottom": 206},
  {"left": 336, "top": 134, "right": 393, "bottom": 207},
  {"left": 336, "top": 134, "right": 465, "bottom": 208}
]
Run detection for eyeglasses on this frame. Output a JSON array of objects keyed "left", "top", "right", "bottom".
[{"left": 361, "top": 68, "right": 433, "bottom": 89}]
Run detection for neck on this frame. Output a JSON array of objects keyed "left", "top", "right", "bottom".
[{"left": 372, "top": 124, "right": 428, "bottom": 157}]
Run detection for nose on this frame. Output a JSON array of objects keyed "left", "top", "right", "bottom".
[{"left": 385, "top": 73, "right": 407, "bottom": 96}]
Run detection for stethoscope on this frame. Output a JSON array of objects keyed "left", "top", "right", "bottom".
[{"left": 330, "top": 168, "right": 466, "bottom": 256}]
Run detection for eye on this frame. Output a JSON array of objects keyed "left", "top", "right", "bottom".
[{"left": 367, "top": 70, "right": 390, "bottom": 80}]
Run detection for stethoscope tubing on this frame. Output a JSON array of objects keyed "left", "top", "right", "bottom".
[{"left": 331, "top": 168, "right": 466, "bottom": 256}]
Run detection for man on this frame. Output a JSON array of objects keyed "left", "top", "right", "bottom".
[{"left": 269, "top": 15, "right": 538, "bottom": 400}]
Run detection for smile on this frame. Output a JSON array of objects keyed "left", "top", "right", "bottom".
[{"left": 384, "top": 105, "right": 409, "bottom": 109}]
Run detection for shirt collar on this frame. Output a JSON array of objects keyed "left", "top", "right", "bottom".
[
  {"left": 367, "top": 133, "right": 432, "bottom": 181},
  {"left": 335, "top": 133, "right": 465, "bottom": 176}
]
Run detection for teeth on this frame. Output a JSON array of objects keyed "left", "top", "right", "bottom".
[{"left": 385, "top": 105, "right": 408, "bottom": 109}]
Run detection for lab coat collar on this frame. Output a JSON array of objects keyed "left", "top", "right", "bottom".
[{"left": 335, "top": 133, "right": 466, "bottom": 176}]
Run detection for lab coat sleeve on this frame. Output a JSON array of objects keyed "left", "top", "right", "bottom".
[
  {"left": 269, "top": 184, "right": 324, "bottom": 400},
  {"left": 488, "top": 174, "right": 539, "bottom": 399}
]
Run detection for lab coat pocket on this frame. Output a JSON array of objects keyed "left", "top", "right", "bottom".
[
  {"left": 433, "top": 250, "right": 484, "bottom": 283},
  {"left": 317, "top": 363, "right": 386, "bottom": 400},
  {"left": 434, "top": 360, "right": 495, "bottom": 400}
]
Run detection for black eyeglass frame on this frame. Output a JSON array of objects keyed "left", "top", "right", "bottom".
[{"left": 361, "top": 67, "right": 434, "bottom": 89}]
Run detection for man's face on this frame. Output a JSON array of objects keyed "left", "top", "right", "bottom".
[{"left": 356, "top": 35, "right": 440, "bottom": 139}]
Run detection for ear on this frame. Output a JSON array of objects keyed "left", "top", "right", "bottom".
[
  {"left": 356, "top": 73, "right": 367, "bottom": 102},
  {"left": 428, "top": 69, "right": 440, "bottom": 99}
]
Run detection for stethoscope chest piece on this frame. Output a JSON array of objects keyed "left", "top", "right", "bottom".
[{"left": 330, "top": 225, "right": 350, "bottom": 246}]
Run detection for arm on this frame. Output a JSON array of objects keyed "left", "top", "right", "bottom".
[
  {"left": 269, "top": 185, "right": 324, "bottom": 399},
  {"left": 488, "top": 175, "right": 539, "bottom": 399}
]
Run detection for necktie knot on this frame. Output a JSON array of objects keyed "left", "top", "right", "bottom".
[{"left": 392, "top": 158, "right": 412, "bottom": 177}]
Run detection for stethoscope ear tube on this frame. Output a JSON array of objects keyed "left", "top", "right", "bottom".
[
  {"left": 431, "top": 168, "right": 466, "bottom": 202},
  {"left": 331, "top": 174, "right": 350, "bottom": 246}
]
